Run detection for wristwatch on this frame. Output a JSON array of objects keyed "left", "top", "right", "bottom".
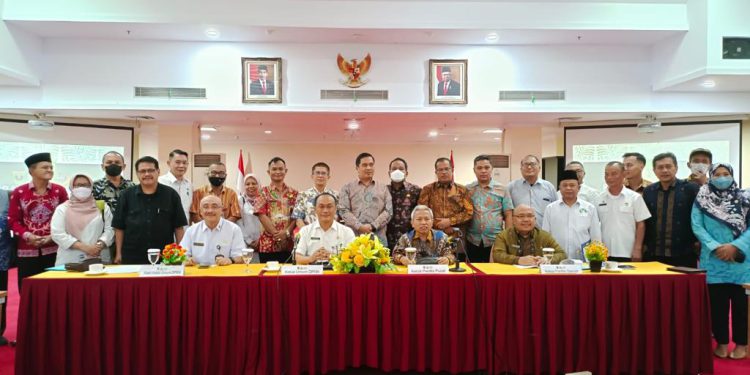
[{"left": 215, "top": 254, "right": 225, "bottom": 262}]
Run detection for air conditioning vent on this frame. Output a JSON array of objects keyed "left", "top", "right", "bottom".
[
  {"left": 487, "top": 154, "right": 510, "bottom": 168},
  {"left": 499, "top": 90, "right": 565, "bottom": 101},
  {"left": 193, "top": 153, "right": 222, "bottom": 168},
  {"left": 134, "top": 87, "right": 207, "bottom": 99},
  {"left": 320, "top": 90, "right": 388, "bottom": 100}
]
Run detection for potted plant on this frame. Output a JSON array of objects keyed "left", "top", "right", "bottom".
[
  {"left": 162, "top": 243, "right": 187, "bottom": 265},
  {"left": 329, "top": 234, "right": 395, "bottom": 274},
  {"left": 584, "top": 241, "right": 609, "bottom": 273}
]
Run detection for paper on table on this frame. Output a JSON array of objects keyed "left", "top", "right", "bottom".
[
  {"left": 105, "top": 265, "right": 142, "bottom": 274},
  {"left": 513, "top": 265, "right": 538, "bottom": 269},
  {"left": 45, "top": 265, "right": 67, "bottom": 271}
]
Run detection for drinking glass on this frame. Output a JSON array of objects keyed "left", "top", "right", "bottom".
[
  {"left": 147, "top": 249, "right": 160, "bottom": 267},
  {"left": 242, "top": 248, "right": 254, "bottom": 274},
  {"left": 542, "top": 248, "right": 555, "bottom": 264},
  {"left": 405, "top": 247, "right": 417, "bottom": 263}
]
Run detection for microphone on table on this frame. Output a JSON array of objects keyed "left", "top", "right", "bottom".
[{"left": 449, "top": 227, "right": 466, "bottom": 273}]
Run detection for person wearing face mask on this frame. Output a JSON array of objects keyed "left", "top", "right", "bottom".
[
  {"left": 691, "top": 163, "right": 750, "bottom": 359},
  {"left": 386, "top": 157, "right": 421, "bottom": 247},
  {"left": 686, "top": 148, "right": 712, "bottom": 186},
  {"left": 291, "top": 162, "right": 339, "bottom": 229},
  {"left": 51, "top": 174, "right": 114, "bottom": 265},
  {"left": 189, "top": 162, "right": 241, "bottom": 224},
  {"left": 92, "top": 151, "right": 135, "bottom": 213}
]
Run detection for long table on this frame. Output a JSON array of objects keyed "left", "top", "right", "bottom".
[{"left": 16, "top": 263, "right": 713, "bottom": 374}]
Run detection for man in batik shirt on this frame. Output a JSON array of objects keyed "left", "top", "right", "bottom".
[
  {"left": 386, "top": 157, "right": 421, "bottom": 247},
  {"left": 292, "top": 162, "right": 338, "bottom": 228},
  {"left": 255, "top": 157, "right": 298, "bottom": 263},
  {"left": 466, "top": 155, "right": 513, "bottom": 262}
]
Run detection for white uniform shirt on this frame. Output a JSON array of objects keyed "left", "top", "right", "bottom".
[
  {"left": 295, "top": 221, "right": 356, "bottom": 257},
  {"left": 51, "top": 202, "right": 115, "bottom": 265},
  {"left": 542, "top": 199, "right": 602, "bottom": 261},
  {"left": 180, "top": 218, "right": 245, "bottom": 265},
  {"left": 158, "top": 171, "right": 192, "bottom": 223},
  {"left": 556, "top": 183, "right": 600, "bottom": 205},
  {"left": 596, "top": 187, "right": 651, "bottom": 258}
]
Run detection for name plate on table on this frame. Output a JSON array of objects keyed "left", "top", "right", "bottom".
[
  {"left": 280, "top": 265, "right": 324, "bottom": 275},
  {"left": 139, "top": 265, "right": 185, "bottom": 277},
  {"left": 540, "top": 264, "right": 582, "bottom": 274},
  {"left": 407, "top": 264, "right": 449, "bottom": 274}
]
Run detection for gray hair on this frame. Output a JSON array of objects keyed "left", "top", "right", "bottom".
[
  {"left": 410, "top": 205, "right": 434, "bottom": 221},
  {"left": 605, "top": 161, "right": 624, "bottom": 171}
]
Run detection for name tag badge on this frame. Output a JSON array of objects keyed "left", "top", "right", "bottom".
[
  {"left": 310, "top": 237, "right": 321, "bottom": 240},
  {"left": 193, "top": 242, "right": 204, "bottom": 247}
]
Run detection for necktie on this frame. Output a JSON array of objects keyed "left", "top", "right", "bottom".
[
  {"left": 261, "top": 81, "right": 266, "bottom": 95},
  {"left": 443, "top": 82, "right": 448, "bottom": 95}
]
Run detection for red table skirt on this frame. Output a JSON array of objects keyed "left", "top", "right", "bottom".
[{"left": 16, "top": 273, "right": 713, "bottom": 374}]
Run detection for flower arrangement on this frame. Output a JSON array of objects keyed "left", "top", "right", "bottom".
[
  {"left": 329, "top": 234, "right": 395, "bottom": 274},
  {"left": 162, "top": 243, "right": 187, "bottom": 265},
  {"left": 584, "top": 241, "right": 609, "bottom": 262}
]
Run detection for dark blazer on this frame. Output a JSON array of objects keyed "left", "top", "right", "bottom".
[
  {"left": 249, "top": 80, "right": 275, "bottom": 95},
  {"left": 436, "top": 79, "right": 460, "bottom": 96},
  {"left": 642, "top": 179, "right": 699, "bottom": 258}
]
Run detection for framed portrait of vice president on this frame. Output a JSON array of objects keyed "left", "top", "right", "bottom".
[
  {"left": 429, "top": 59, "right": 467, "bottom": 105},
  {"left": 242, "top": 57, "right": 282, "bottom": 103}
]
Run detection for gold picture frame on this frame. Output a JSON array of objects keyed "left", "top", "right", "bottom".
[
  {"left": 429, "top": 59, "right": 467, "bottom": 105},
  {"left": 242, "top": 57, "right": 282, "bottom": 103}
]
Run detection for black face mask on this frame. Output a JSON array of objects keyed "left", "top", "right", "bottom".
[
  {"left": 105, "top": 164, "right": 122, "bottom": 177},
  {"left": 208, "top": 177, "right": 226, "bottom": 187}
]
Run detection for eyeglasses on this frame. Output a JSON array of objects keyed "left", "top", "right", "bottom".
[
  {"left": 208, "top": 172, "right": 227, "bottom": 177},
  {"left": 137, "top": 169, "right": 157, "bottom": 175},
  {"left": 313, "top": 171, "right": 329, "bottom": 176},
  {"left": 521, "top": 162, "right": 539, "bottom": 168}
]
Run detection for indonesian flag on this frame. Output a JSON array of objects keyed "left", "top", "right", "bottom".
[
  {"left": 236, "top": 150, "right": 246, "bottom": 192},
  {"left": 450, "top": 150, "right": 455, "bottom": 182}
]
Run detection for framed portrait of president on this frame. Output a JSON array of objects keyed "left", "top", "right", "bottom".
[
  {"left": 429, "top": 59, "right": 467, "bottom": 105},
  {"left": 242, "top": 57, "right": 282, "bottom": 103}
]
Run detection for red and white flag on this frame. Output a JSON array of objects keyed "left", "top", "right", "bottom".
[{"left": 236, "top": 150, "right": 246, "bottom": 192}]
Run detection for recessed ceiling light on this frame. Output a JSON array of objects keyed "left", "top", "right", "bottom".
[
  {"left": 428, "top": 130, "right": 438, "bottom": 137},
  {"left": 493, "top": 137, "right": 501, "bottom": 141},
  {"left": 701, "top": 79, "right": 716, "bottom": 88},
  {"left": 453, "top": 136, "right": 459, "bottom": 141},
  {"left": 264, "top": 130, "right": 272, "bottom": 134},
  {"left": 485, "top": 32, "right": 499, "bottom": 42},
  {"left": 204, "top": 27, "right": 220, "bottom": 39},
  {"left": 200, "top": 126, "right": 217, "bottom": 132},
  {"left": 201, "top": 134, "right": 211, "bottom": 140},
  {"left": 347, "top": 121, "right": 360, "bottom": 130},
  {"left": 482, "top": 128, "right": 504, "bottom": 134}
]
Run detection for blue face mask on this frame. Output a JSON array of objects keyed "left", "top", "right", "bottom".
[{"left": 711, "top": 176, "right": 734, "bottom": 190}]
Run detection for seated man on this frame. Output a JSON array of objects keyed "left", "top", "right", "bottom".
[
  {"left": 492, "top": 204, "right": 567, "bottom": 265},
  {"left": 392, "top": 205, "right": 455, "bottom": 265},
  {"left": 295, "top": 193, "right": 355, "bottom": 265},
  {"left": 180, "top": 196, "right": 244, "bottom": 266}
]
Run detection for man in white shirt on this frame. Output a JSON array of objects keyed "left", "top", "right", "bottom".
[
  {"left": 158, "top": 149, "right": 192, "bottom": 223},
  {"left": 542, "top": 170, "right": 602, "bottom": 261},
  {"left": 506, "top": 155, "right": 557, "bottom": 226},
  {"left": 295, "top": 193, "right": 355, "bottom": 265},
  {"left": 556, "top": 161, "right": 600, "bottom": 204},
  {"left": 596, "top": 161, "right": 651, "bottom": 262},
  {"left": 180, "top": 195, "right": 244, "bottom": 266}
]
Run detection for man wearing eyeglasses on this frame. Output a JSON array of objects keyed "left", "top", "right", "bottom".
[
  {"left": 506, "top": 155, "right": 557, "bottom": 227},
  {"left": 112, "top": 156, "right": 187, "bottom": 264},
  {"left": 189, "top": 162, "right": 241, "bottom": 224},
  {"left": 492, "top": 204, "right": 566, "bottom": 265}
]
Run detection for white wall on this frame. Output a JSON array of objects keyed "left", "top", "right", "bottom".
[{"left": 707, "top": 0, "right": 750, "bottom": 71}]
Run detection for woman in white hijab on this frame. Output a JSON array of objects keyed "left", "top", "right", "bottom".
[
  {"left": 237, "top": 173, "right": 262, "bottom": 262},
  {"left": 51, "top": 174, "right": 114, "bottom": 265}
]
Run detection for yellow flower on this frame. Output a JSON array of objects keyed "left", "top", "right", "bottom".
[
  {"left": 341, "top": 251, "right": 352, "bottom": 263},
  {"left": 353, "top": 254, "right": 365, "bottom": 267}
]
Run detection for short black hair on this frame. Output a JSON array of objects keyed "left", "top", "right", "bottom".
[
  {"left": 622, "top": 152, "right": 646, "bottom": 166},
  {"left": 135, "top": 156, "right": 159, "bottom": 171},
  {"left": 473, "top": 154, "right": 491, "bottom": 166},
  {"left": 101, "top": 150, "right": 125, "bottom": 164},
  {"left": 652, "top": 152, "right": 677, "bottom": 168},
  {"left": 434, "top": 157, "right": 452, "bottom": 170},
  {"left": 566, "top": 161, "right": 584, "bottom": 170},
  {"left": 689, "top": 148, "right": 713, "bottom": 162},
  {"left": 355, "top": 152, "right": 374, "bottom": 167},
  {"left": 258, "top": 65, "right": 268, "bottom": 72},
  {"left": 311, "top": 162, "right": 330, "bottom": 174},
  {"left": 389, "top": 157, "right": 408, "bottom": 171},
  {"left": 268, "top": 157, "right": 286, "bottom": 167},
  {"left": 313, "top": 192, "right": 338, "bottom": 206},
  {"left": 169, "top": 149, "right": 188, "bottom": 159}
]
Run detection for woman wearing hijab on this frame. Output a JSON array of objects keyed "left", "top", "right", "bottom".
[
  {"left": 691, "top": 163, "right": 750, "bottom": 360},
  {"left": 51, "top": 174, "right": 114, "bottom": 265},
  {"left": 238, "top": 174, "right": 262, "bottom": 262}
]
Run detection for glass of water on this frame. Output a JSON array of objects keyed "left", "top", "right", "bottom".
[
  {"left": 147, "top": 248, "right": 160, "bottom": 267},
  {"left": 542, "top": 248, "right": 555, "bottom": 264},
  {"left": 242, "top": 248, "right": 254, "bottom": 274},
  {"left": 405, "top": 247, "right": 417, "bottom": 264}
]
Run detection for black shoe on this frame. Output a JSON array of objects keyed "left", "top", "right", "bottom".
[{"left": 0, "top": 336, "right": 8, "bottom": 346}]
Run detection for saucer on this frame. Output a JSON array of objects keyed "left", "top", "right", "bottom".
[
  {"left": 262, "top": 266, "right": 281, "bottom": 272},
  {"left": 602, "top": 267, "right": 623, "bottom": 273},
  {"left": 84, "top": 269, "right": 107, "bottom": 276}
]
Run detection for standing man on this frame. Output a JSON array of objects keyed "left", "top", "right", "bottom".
[
  {"left": 559, "top": 161, "right": 600, "bottom": 204},
  {"left": 249, "top": 65, "right": 275, "bottom": 95},
  {"left": 506, "top": 155, "right": 557, "bottom": 226},
  {"left": 158, "top": 149, "right": 192, "bottom": 223},
  {"left": 418, "top": 157, "right": 474, "bottom": 237},
  {"left": 686, "top": 148, "right": 712, "bottom": 186},
  {"left": 254, "top": 157, "right": 298, "bottom": 263},
  {"left": 339, "top": 153, "right": 393, "bottom": 245},
  {"left": 622, "top": 152, "right": 652, "bottom": 195},
  {"left": 642, "top": 152, "right": 700, "bottom": 267},
  {"left": 291, "top": 162, "right": 338, "bottom": 229},
  {"left": 436, "top": 66, "right": 460, "bottom": 96},
  {"left": 386, "top": 157, "right": 421, "bottom": 247},
  {"left": 112, "top": 156, "right": 187, "bottom": 264},
  {"left": 92, "top": 150, "right": 135, "bottom": 213},
  {"left": 597, "top": 162, "right": 651, "bottom": 262},
  {"left": 189, "top": 162, "right": 241, "bottom": 224},
  {"left": 466, "top": 155, "right": 513, "bottom": 263},
  {"left": 295, "top": 193, "right": 355, "bottom": 265},
  {"left": 8, "top": 153, "right": 68, "bottom": 288},
  {"left": 542, "top": 170, "right": 602, "bottom": 261}
]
